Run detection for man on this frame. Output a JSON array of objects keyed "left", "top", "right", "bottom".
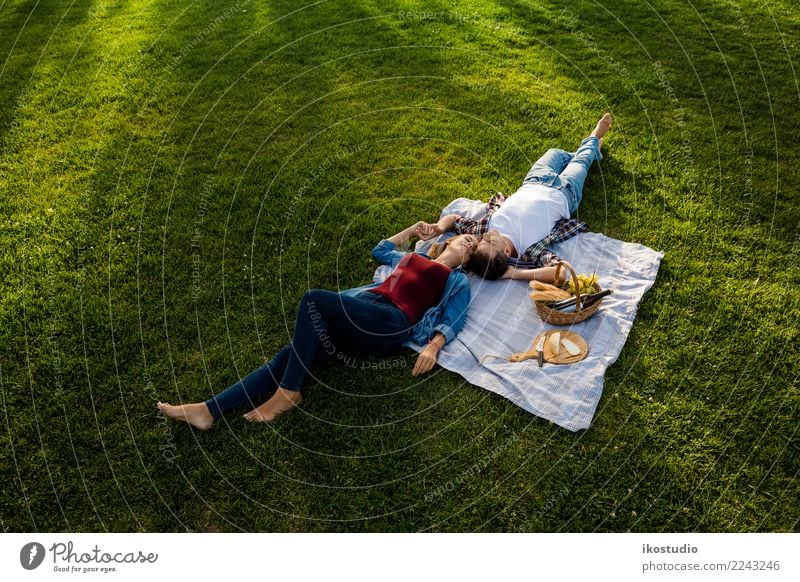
[{"left": 421, "top": 113, "right": 612, "bottom": 283}]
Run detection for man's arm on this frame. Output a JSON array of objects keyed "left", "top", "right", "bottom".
[
  {"left": 418, "top": 213, "right": 492, "bottom": 240},
  {"left": 500, "top": 265, "right": 568, "bottom": 285},
  {"left": 416, "top": 214, "right": 459, "bottom": 240},
  {"left": 418, "top": 193, "right": 507, "bottom": 240},
  {"left": 436, "top": 214, "right": 460, "bottom": 234}
]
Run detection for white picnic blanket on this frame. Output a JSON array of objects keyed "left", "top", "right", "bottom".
[{"left": 376, "top": 198, "right": 664, "bottom": 431}]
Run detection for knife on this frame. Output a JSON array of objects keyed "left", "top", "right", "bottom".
[{"left": 535, "top": 334, "right": 546, "bottom": 367}]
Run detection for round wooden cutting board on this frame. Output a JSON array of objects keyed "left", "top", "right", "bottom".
[{"left": 535, "top": 330, "right": 589, "bottom": 365}]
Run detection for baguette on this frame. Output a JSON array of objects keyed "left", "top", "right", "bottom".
[
  {"left": 530, "top": 290, "right": 569, "bottom": 302},
  {"left": 530, "top": 280, "right": 562, "bottom": 292},
  {"left": 529, "top": 282, "right": 571, "bottom": 300}
]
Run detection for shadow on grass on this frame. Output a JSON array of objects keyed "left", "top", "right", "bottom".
[{"left": 78, "top": 0, "right": 487, "bottom": 531}]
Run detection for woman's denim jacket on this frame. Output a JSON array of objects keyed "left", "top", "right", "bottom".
[{"left": 340, "top": 239, "right": 471, "bottom": 345}]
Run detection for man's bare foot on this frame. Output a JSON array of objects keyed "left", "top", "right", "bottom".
[
  {"left": 243, "top": 387, "right": 302, "bottom": 422},
  {"left": 157, "top": 401, "right": 214, "bottom": 430},
  {"left": 591, "top": 112, "right": 613, "bottom": 139}
]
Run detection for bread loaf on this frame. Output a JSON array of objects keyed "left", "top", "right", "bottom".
[
  {"left": 529, "top": 291, "right": 569, "bottom": 302},
  {"left": 529, "top": 281, "right": 571, "bottom": 298}
]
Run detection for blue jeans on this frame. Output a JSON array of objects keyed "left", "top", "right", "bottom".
[
  {"left": 522, "top": 135, "right": 601, "bottom": 215},
  {"left": 204, "top": 289, "right": 411, "bottom": 419}
]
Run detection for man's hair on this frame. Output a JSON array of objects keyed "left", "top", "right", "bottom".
[{"left": 466, "top": 248, "right": 508, "bottom": 280}]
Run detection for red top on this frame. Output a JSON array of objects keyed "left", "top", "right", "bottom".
[{"left": 369, "top": 253, "right": 452, "bottom": 324}]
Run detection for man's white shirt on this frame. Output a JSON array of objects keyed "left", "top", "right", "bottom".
[{"left": 488, "top": 183, "right": 570, "bottom": 255}]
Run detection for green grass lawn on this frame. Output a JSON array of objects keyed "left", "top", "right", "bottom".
[{"left": 1, "top": 0, "right": 798, "bottom": 532}]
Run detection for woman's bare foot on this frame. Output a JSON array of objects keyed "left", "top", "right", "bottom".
[
  {"left": 243, "top": 387, "right": 302, "bottom": 422},
  {"left": 591, "top": 112, "right": 613, "bottom": 139},
  {"left": 157, "top": 401, "right": 215, "bottom": 430}
]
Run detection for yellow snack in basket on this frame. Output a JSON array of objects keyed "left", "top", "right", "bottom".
[
  {"left": 529, "top": 282, "right": 571, "bottom": 299},
  {"left": 530, "top": 291, "right": 567, "bottom": 302},
  {"left": 531, "top": 280, "right": 563, "bottom": 292}
]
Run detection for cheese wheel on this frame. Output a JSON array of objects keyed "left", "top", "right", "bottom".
[
  {"left": 549, "top": 332, "right": 561, "bottom": 356},
  {"left": 561, "top": 338, "right": 581, "bottom": 356}
]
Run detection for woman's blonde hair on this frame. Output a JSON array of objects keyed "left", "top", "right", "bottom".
[{"left": 427, "top": 240, "right": 449, "bottom": 259}]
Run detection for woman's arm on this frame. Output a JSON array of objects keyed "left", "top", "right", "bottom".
[
  {"left": 413, "top": 272, "right": 469, "bottom": 379},
  {"left": 372, "top": 221, "right": 435, "bottom": 267},
  {"left": 412, "top": 331, "right": 445, "bottom": 376},
  {"left": 410, "top": 271, "right": 471, "bottom": 376},
  {"left": 387, "top": 222, "right": 425, "bottom": 247},
  {"left": 500, "top": 265, "right": 567, "bottom": 285}
]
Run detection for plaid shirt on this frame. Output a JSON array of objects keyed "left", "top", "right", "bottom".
[{"left": 453, "top": 193, "right": 588, "bottom": 268}]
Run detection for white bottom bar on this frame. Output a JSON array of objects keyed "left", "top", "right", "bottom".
[{"left": 1, "top": 533, "right": 796, "bottom": 581}]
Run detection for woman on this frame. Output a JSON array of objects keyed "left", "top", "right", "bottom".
[{"left": 157, "top": 223, "right": 478, "bottom": 428}]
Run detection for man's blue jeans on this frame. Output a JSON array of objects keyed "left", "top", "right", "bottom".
[
  {"left": 522, "top": 135, "right": 601, "bottom": 215},
  {"left": 204, "top": 289, "right": 411, "bottom": 419}
]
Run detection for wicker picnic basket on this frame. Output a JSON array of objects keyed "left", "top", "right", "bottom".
[{"left": 532, "top": 261, "right": 603, "bottom": 325}]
